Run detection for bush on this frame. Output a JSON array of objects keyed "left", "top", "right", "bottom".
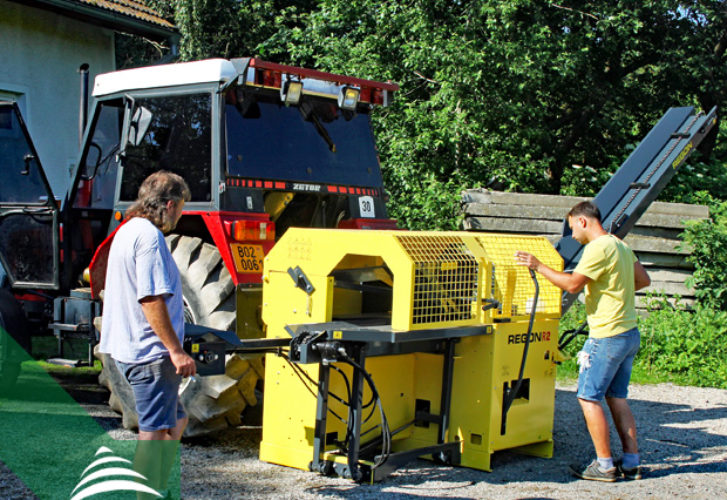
[
  {"left": 557, "top": 300, "right": 727, "bottom": 389},
  {"left": 638, "top": 297, "right": 727, "bottom": 388},
  {"left": 680, "top": 193, "right": 727, "bottom": 310}
]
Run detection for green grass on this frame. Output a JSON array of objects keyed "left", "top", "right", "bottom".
[
  {"left": 28, "top": 336, "right": 101, "bottom": 382},
  {"left": 36, "top": 359, "right": 102, "bottom": 375}
]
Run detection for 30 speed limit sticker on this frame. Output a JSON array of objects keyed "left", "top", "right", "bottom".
[
  {"left": 359, "top": 196, "right": 375, "bottom": 218},
  {"left": 230, "top": 243, "right": 264, "bottom": 273}
]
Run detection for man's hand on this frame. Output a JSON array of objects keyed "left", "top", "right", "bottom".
[
  {"left": 514, "top": 250, "right": 590, "bottom": 294},
  {"left": 515, "top": 251, "right": 541, "bottom": 272},
  {"left": 170, "top": 348, "right": 197, "bottom": 377},
  {"left": 140, "top": 295, "right": 196, "bottom": 377}
]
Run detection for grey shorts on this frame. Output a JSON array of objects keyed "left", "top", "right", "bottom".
[{"left": 115, "top": 356, "right": 186, "bottom": 432}]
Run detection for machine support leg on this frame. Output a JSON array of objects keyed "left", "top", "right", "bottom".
[
  {"left": 436, "top": 340, "right": 456, "bottom": 462},
  {"left": 346, "top": 345, "right": 366, "bottom": 481},
  {"left": 53, "top": 297, "right": 63, "bottom": 358},
  {"left": 311, "top": 362, "right": 331, "bottom": 473}
]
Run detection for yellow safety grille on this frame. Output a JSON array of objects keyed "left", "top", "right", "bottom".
[
  {"left": 474, "top": 235, "right": 563, "bottom": 318},
  {"left": 396, "top": 235, "right": 479, "bottom": 326}
]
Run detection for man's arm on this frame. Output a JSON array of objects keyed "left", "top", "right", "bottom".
[
  {"left": 140, "top": 295, "right": 196, "bottom": 377},
  {"left": 634, "top": 261, "right": 650, "bottom": 291},
  {"left": 515, "top": 251, "right": 590, "bottom": 294}
]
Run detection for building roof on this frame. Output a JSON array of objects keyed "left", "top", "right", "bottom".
[
  {"left": 11, "top": 0, "right": 178, "bottom": 42},
  {"left": 73, "top": 0, "right": 174, "bottom": 29}
]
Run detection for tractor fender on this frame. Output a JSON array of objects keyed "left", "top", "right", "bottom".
[{"left": 88, "top": 220, "right": 127, "bottom": 299}]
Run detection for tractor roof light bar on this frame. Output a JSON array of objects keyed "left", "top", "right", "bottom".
[{"left": 231, "top": 57, "right": 399, "bottom": 107}]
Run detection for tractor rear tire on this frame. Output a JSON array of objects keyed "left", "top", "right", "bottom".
[
  {"left": 96, "top": 345, "right": 138, "bottom": 430},
  {"left": 97, "top": 235, "right": 263, "bottom": 438}
]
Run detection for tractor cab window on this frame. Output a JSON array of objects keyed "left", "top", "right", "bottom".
[
  {"left": 119, "top": 93, "right": 212, "bottom": 202},
  {"left": 0, "top": 104, "right": 52, "bottom": 205},
  {"left": 0, "top": 102, "right": 58, "bottom": 288},
  {"left": 73, "top": 99, "right": 123, "bottom": 209},
  {"left": 224, "top": 90, "right": 383, "bottom": 187}
]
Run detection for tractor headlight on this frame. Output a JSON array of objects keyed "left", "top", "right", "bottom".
[
  {"left": 281, "top": 80, "right": 303, "bottom": 106},
  {"left": 337, "top": 86, "right": 360, "bottom": 111}
]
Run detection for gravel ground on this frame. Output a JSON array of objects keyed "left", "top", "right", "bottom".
[{"left": 3, "top": 381, "right": 726, "bottom": 499}]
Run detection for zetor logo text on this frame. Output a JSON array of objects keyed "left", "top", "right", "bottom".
[
  {"left": 507, "top": 331, "right": 552, "bottom": 345},
  {"left": 292, "top": 183, "right": 322, "bottom": 192}
]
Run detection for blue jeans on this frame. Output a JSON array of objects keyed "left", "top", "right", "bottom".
[
  {"left": 115, "top": 356, "right": 186, "bottom": 432},
  {"left": 576, "top": 328, "right": 640, "bottom": 402}
]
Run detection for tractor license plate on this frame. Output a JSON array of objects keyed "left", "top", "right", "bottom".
[{"left": 230, "top": 244, "right": 264, "bottom": 273}]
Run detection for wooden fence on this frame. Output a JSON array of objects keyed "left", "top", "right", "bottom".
[{"left": 461, "top": 189, "right": 709, "bottom": 310}]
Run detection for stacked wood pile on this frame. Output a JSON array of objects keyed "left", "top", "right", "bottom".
[{"left": 461, "top": 189, "right": 710, "bottom": 310}]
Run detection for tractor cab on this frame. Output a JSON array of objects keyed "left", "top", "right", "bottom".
[{"left": 68, "top": 58, "right": 399, "bottom": 290}]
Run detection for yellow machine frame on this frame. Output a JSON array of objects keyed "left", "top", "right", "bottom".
[{"left": 259, "top": 228, "right": 563, "bottom": 481}]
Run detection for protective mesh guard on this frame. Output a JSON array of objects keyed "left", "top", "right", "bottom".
[
  {"left": 396, "top": 235, "right": 479, "bottom": 326},
  {"left": 474, "top": 234, "right": 563, "bottom": 318}
]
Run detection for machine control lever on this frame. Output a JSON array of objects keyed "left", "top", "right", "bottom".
[{"left": 288, "top": 266, "right": 315, "bottom": 294}]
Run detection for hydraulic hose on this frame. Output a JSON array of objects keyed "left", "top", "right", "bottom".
[
  {"left": 558, "top": 320, "right": 589, "bottom": 351},
  {"left": 500, "top": 268, "right": 539, "bottom": 435}
]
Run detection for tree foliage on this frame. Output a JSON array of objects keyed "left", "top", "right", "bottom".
[{"left": 126, "top": 1, "right": 727, "bottom": 229}]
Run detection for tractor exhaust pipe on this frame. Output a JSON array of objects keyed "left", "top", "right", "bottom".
[{"left": 78, "top": 63, "right": 89, "bottom": 148}]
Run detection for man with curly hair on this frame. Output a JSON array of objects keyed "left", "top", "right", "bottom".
[{"left": 99, "top": 170, "right": 195, "bottom": 497}]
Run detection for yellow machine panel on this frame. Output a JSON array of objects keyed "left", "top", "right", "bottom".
[
  {"left": 259, "top": 228, "right": 563, "bottom": 481},
  {"left": 260, "top": 229, "right": 488, "bottom": 331},
  {"left": 473, "top": 234, "right": 563, "bottom": 321}
]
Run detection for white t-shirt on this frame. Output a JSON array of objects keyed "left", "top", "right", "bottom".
[{"left": 98, "top": 217, "right": 184, "bottom": 364}]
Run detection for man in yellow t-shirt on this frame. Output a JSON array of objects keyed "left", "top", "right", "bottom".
[{"left": 515, "top": 201, "right": 651, "bottom": 482}]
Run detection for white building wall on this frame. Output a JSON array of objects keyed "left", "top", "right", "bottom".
[{"left": 0, "top": 0, "right": 115, "bottom": 197}]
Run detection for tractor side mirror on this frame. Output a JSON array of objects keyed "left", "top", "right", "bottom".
[
  {"left": 119, "top": 98, "right": 153, "bottom": 158},
  {"left": 128, "top": 106, "right": 153, "bottom": 146}
]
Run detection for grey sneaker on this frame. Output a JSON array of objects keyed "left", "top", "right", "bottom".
[
  {"left": 569, "top": 460, "right": 618, "bottom": 482},
  {"left": 616, "top": 459, "right": 643, "bottom": 480}
]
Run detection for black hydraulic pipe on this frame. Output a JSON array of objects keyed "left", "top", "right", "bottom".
[
  {"left": 558, "top": 321, "right": 589, "bottom": 351},
  {"left": 501, "top": 269, "right": 539, "bottom": 435},
  {"left": 436, "top": 340, "right": 456, "bottom": 461},
  {"left": 78, "top": 63, "right": 89, "bottom": 148}
]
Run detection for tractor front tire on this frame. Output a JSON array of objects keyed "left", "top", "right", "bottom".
[{"left": 98, "top": 235, "right": 263, "bottom": 437}]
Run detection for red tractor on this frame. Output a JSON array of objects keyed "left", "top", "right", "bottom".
[{"left": 0, "top": 58, "right": 398, "bottom": 435}]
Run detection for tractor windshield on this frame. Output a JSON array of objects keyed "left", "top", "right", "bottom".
[{"left": 225, "top": 91, "right": 383, "bottom": 187}]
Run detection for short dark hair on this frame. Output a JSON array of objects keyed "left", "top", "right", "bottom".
[
  {"left": 567, "top": 201, "right": 601, "bottom": 222},
  {"left": 126, "top": 171, "right": 191, "bottom": 231}
]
